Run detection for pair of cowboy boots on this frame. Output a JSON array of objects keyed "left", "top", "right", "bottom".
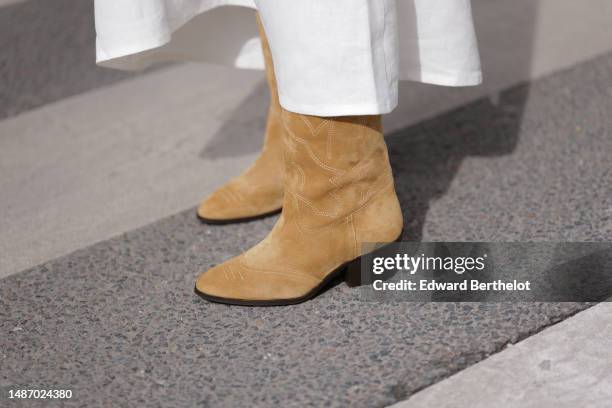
[{"left": 195, "top": 16, "right": 403, "bottom": 306}]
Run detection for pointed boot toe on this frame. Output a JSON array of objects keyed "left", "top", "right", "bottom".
[
  {"left": 197, "top": 14, "right": 284, "bottom": 225},
  {"left": 197, "top": 182, "right": 282, "bottom": 224},
  {"left": 197, "top": 186, "right": 236, "bottom": 222},
  {"left": 195, "top": 255, "right": 319, "bottom": 306}
]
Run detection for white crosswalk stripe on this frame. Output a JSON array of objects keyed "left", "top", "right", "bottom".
[
  {"left": 0, "top": 63, "right": 266, "bottom": 278},
  {"left": 392, "top": 302, "right": 612, "bottom": 408},
  {"left": 0, "top": 0, "right": 26, "bottom": 7}
]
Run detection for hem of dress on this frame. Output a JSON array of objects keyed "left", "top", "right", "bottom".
[
  {"left": 278, "top": 94, "right": 398, "bottom": 117},
  {"left": 96, "top": 33, "right": 171, "bottom": 71},
  {"left": 401, "top": 69, "right": 483, "bottom": 87},
  {"left": 96, "top": 2, "right": 258, "bottom": 71}
]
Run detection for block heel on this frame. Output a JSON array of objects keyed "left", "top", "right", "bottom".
[
  {"left": 344, "top": 257, "right": 363, "bottom": 288},
  {"left": 344, "top": 230, "right": 404, "bottom": 287}
]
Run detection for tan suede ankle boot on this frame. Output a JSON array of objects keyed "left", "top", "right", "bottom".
[
  {"left": 195, "top": 109, "right": 404, "bottom": 305},
  {"left": 197, "top": 15, "right": 284, "bottom": 224}
]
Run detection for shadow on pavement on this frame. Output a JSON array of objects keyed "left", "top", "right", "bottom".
[{"left": 387, "top": 83, "right": 527, "bottom": 241}]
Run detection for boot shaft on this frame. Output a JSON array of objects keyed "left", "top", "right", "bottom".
[
  {"left": 256, "top": 14, "right": 280, "bottom": 110},
  {"left": 280, "top": 109, "right": 396, "bottom": 230},
  {"left": 256, "top": 13, "right": 284, "bottom": 161}
]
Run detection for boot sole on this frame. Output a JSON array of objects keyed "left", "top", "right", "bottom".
[
  {"left": 193, "top": 230, "right": 403, "bottom": 307},
  {"left": 197, "top": 208, "right": 282, "bottom": 225}
]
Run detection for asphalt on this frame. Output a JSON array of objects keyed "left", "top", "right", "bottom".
[{"left": 2, "top": 50, "right": 612, "bottom": 406}]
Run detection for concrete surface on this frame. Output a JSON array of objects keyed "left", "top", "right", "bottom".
[
  {"left": 0, "top": 0, "right": 25, "bottom": 7},
  {"left": 2, "top": 51, "right": 612, "bottom": 406},
  {"left": 0, "top": 64, "right": 266, "bottom": 278},
  {"left": 2, "top": 0, "right": 612, "bottom": 278},
  {"left": 392, "top": 302, "right": 612, "bottom": 408}
]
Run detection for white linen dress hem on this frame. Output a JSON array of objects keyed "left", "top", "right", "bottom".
[
  {"left": 278, "top": 94, "right": 399, "bottom": 117},
  {"left": 94, "top": 0, "right": 482, "bottom": 116}
]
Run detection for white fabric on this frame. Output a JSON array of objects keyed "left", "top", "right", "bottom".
[
  {"left": 254, "top": 0, "right": 400, "bottom": 116},
  {"left": 95, "top": 0, "right": 482, "bottom": 116}
]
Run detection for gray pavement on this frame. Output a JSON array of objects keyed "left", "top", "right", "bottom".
[
  {"left": 392, "top": 52, "right": 612, "bottom": 243},
  {"left": 2, "top": 52, "right": 612, "bottom": 406},
  {"left": 393, "top": 302, "right": 612, "bottom": 408},
  {"left": 0, "top": 0, "right": 138, "bottom": 119},
  {"left": 2, "top": 1, "right": 612, "bottom": 407},
  {"left": 3, "top": 0, "right": 612, "bottom": 278},
  {"left": 0, "top": 63, "right": 266, "bottom": 278}
]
